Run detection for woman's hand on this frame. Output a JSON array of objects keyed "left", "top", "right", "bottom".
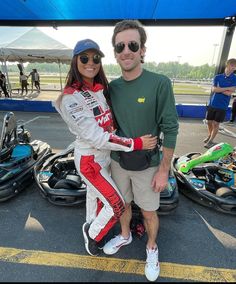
[{"left": 141, "top": 134, "right": 158, "bottom": 150}]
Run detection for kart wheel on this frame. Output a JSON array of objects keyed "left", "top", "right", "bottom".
[{"left": 216, "top": 187, "right": 236, "bottom": 198}]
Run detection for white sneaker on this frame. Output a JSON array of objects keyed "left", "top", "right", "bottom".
[
  {"left": 145, "top": 247, "right": 160, "bottom": 282},
  {"left": 103, "top": 233, "right": 132, "bottom": 255}
]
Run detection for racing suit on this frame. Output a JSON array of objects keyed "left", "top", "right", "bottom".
[{"left": 55, "top": 81, "right": 143, "bottom": 242}]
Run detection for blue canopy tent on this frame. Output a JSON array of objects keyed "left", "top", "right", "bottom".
[
  {"left": 0, "top": 0, "right": 235, "bottom": 73},
  {"left": 0, "top": 0, "right": 235, "bottom": 24}
]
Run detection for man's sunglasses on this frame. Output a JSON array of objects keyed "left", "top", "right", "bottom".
[
  {"left": 79, "top": 54, "right": 101, "bottom": 64},
  {"left": 114, "top": 41, "right": 140, "bottom": 54}
]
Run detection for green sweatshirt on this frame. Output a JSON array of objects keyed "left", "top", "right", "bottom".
[{"left": 110, "top": 69, "right": 179, "bottom": 166}]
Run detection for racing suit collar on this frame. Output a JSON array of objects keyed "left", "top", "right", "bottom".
[{"left": 72, "top": 80, "right": 103, "bottom": 92}]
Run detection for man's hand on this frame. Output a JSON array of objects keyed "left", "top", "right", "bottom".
[
  {"left": 151, "top": 167, "right": 169, "bottom": 193},
  {"left": 151, "top": 146, "right": 175, "bottom": 193}
]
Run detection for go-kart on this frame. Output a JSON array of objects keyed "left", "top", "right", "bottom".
[
  {"left": 173, "top": 142, "right": 236, "bottom": 215},
  {"left": 0, "top": 112, "right": 51, "bottom": 201},
  {"left": 34, "top": 144, "right": 179, "bottom": 214},
  {"left": 34, "top": 143, "right": 87, "bottom": 206}
]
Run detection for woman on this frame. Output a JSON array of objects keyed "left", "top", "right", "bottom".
[
  {"left": 54, "top": 39, "right": 157, "bottom": 256},
  {"left": 19, "top": 71, "right": 28, "bottom": 96}
]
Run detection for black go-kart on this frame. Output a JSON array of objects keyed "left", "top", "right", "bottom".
[
  {"left": 0, "top": 112, "right": 51, "bottom": 201},
  {"left": 173, "top": 142, "right": 236, "bottom": 215},
  {"left": 34, "top": 144, "right": 179, "bottom": 214},
  {"left": 34, "top": 143, "right": 87, "bottom": 206}
]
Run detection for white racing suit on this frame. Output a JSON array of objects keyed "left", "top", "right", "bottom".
[{"left": 55, "top": 82, "right": 142, "bottom": 242}]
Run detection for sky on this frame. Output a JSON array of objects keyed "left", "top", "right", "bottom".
[
  {"left": 37, "top": 25, "right": 236, "bottom": 67},
  {"left": 1, "top": 25, "right": 235, "bottom": 67}
]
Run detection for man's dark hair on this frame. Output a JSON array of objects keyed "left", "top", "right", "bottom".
[{"left": 112, "top": 20, "right": 147, "bottom": 49}]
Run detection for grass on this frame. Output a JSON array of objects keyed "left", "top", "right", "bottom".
[
  {"left": 8, "top": 73, "right": 67, "bottom": 89},
  {"left": 7, "top": 73, "right": 210, "bottom": 95},
  {"left": 173, "top": 83, "right": 210, "bottom": 95}
]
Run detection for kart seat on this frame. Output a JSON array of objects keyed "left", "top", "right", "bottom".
[
  {"left": 0, "top": 144, "right": 34, "bottom": 169},
  {"left": 53, "top": 173, "right": 84, "bottom": 190},
  {"left": 51, "top": 158, "right": 75, "bottom": 177},
  {"left": 192, "top": 164, "right": 219, "bottom": 177},
  {"left": 11, "top": 144, "right": 33, "bottom": 158},
  {"left": 53, "top": 178, "right": 84, "bottom": 190}
]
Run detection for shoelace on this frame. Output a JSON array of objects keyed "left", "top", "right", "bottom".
[
  {"left": 110, "top": 235, "right": 123, "bottom": 245},
  {"left": 146, "top": 249, "right": 159, "bottom": 267},
  {"left": 111, "top": 234, "right": 130, "bottom": 245}
]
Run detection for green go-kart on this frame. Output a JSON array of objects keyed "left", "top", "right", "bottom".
[{"left": 173, "top": 142, "right": 236, "bottom": 215}]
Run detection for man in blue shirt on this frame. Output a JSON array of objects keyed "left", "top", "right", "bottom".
[{"left": 204, "top": 58, "right": 236, "bottom": 148}]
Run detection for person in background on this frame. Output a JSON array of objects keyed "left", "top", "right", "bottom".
[
  {"left": 0, "top": 71, "right": 10, "bottom": 98},
  {"left": 54, "top": 39, "right": 157, "bottom": 257},
  {"left": 204, "top": 58, "right": 236, "bottom": 148},
  {"left": 229, "top": 95, "right": 236, "bottom": 123},
  {"left": 19, "top": 71, "right": 28, "bottom": 96},
  {"left": 102, "top": 20, "right": 179, "bottom": 282},
  {"left": 29, "top": 69, "right": 40, "bottom": 91}
]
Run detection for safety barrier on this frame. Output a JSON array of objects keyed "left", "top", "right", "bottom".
[
  {"left": 0, "top": 99, "right": 232, "bottom": 119},
  {"left": 0, "top": 99, "right": 57, "bottom": 113},
  {"left": 176, "top": 104, "right": 231, "bottom": 119}
]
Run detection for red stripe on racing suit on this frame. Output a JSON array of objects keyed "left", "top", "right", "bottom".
[{"left": 80, "top": 155, "right": 125, "bottom": 242}]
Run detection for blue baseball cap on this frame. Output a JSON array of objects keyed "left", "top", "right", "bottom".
[{"left": 73, "top": 39, "right": 105, "bottom": 57}]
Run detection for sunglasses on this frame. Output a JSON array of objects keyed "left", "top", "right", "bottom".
[
  {"left": 114, "top": 41, "right": 140, "bottom": 54},
  {"left": 79, "top": 54, "right": 101, "bottom": 64}
]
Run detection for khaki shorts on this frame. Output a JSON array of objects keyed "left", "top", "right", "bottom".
[{"left": 110, "top": 159, "right": 160, "bottom": 211}]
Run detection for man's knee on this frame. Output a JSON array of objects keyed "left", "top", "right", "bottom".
[{"left": 141, "top": 210, "right": 157, "bottom": 222}]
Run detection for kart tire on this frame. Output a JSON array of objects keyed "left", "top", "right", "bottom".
[{"left": 216, "top": 187, "right": 236, "bottom": 198}]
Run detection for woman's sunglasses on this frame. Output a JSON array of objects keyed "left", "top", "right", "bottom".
[
  {"left": 79, "top": 54, "right": 101, "bottom": 64},
  {"left": 114, "top": 41, "right": 140, "bottom": 54}
]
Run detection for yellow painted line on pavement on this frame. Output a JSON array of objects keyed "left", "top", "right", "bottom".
[{"left": 0, "top": 246, "right": 235, "bottom": 282}]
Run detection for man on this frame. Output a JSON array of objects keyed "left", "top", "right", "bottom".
[
  {"left": 29, "top": 69, "right": 40, "bottom": 91},
  {"left": 204, "top": 58, "right": 236, "bottom": 148},
  {"left": 102, "top": 20, "right": 179, "bottom": 282},
  {"left": 0, "top": 71, "right": 10, "bottom": 98}
]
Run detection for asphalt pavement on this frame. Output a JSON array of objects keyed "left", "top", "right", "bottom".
[{"left": 0, "top": 111, "right": 235, "bottom": 282}]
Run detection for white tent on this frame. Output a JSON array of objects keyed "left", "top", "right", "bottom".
[
  {"left": 0, "top": 27, "right": 72, "bottom": 63},
  {"left": 0, "top": 27, "right": 73, "bottom": 91}
]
